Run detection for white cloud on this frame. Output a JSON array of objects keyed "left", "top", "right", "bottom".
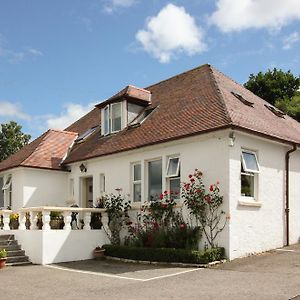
[
  {"left": 104, "top": 0, "right": 136, "bottom": 13},
  {"left": 46, "top": 103, "right": 94, "bottom": 130},
  {"left": 210, "top": 0, "right": 300, "bottom": 32},
  {"left": 0, "top": 46, "right": 43, "bottom": 63},
  {"left": 0, "top": 101, "right": 31, "bottom": 121},
  {"left": 283, "top": 32, "right": 300, "bottom": 49},
  {"left": 136, "top": 4, "right": 206, "bottom": 63}
]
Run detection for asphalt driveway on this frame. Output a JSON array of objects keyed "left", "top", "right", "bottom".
[{"left": 1, "top": 244, "right": 300, "bottom": 300}]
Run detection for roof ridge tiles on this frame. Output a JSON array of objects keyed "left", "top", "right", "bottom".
[{"left": 207, "top": 65, "right": 233, "bottom": 125}]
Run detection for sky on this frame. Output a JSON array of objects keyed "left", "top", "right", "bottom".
[{"left": 0, "top": 0, "right": 299, "bottom": 138}]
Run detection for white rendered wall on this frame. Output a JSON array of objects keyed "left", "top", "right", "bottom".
[
  {"left": 289, "top": 151, "right": 300, "bottom": 245},
  {"left": 68, "top": 130, "right": 231, "bottom": 254},
  {"left": 0, "top": 168, "right": 69, "bottom": 210},
  {"left": 9, "top": 229, "right": 109, "bottom": 264},
  {"left": 228, "top": 132, "right": 300, "bottom": 260}
]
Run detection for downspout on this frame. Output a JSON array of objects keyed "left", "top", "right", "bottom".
[{"left": 285, "top": 144, "right": 297, "bottom": 246}]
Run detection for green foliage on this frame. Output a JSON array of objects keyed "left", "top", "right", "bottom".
[
  {"left": 102, "top": 244, "right": 225, "bottom": 264},
  {"left": 125, "top": 194, "right": 201, "bottom": 250},
  {"left": 0, "top": 121, "right": 31, "bottom": 162},
  {"left": 103, "top": 192, "right": 131, "bottom": 245},
  {"left": 244, "top": 68, "right": 300, "bottom": 105},
  {"left": 275, "top": 93, "right": 300, "bottom": 122},
  {"left": 181, "top": 170, "right": 227, "bottom": 248},
  {"left": 0, "top": 249, "right": 7, "bottom": 259}
]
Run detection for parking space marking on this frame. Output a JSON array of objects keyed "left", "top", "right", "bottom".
[
  {"left": 276, "top": 249, "right": 300, "bottom": 253},
  {"left": 44, "top": 264, "right": 201, "bottom": 282},
  {"left": 44, "top": 265, "right": 145, "bottom": 281}
]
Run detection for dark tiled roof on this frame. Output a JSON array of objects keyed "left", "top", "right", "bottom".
[
  {"left": 63, "top": 64, "right": 300, "bottom": 164},
  {"left": 2, "top": 64, "right": 300, "bottom": 171},
  {"left": 0, "top": 129, "right": 77, "bottom": 172}
]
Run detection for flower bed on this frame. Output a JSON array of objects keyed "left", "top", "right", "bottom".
[{"left": 102, "top": 244, "right": 225, "bottom": 264}]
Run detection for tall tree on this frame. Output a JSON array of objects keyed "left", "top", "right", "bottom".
[
  {"left": 244, "top": 68, "right": 300, "bottom": 105},
  {"left": 0, "top": 121, "right": 31, "bottom": 162}
]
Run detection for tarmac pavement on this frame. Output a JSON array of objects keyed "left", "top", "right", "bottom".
[{"left": 1, "top": 244, "right": 300, "bottom": 300}]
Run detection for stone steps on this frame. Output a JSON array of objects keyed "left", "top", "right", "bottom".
[{"left": 0, "top": 234, "right": 31, "bottom": 266}]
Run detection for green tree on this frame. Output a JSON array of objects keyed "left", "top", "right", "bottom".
[
  {"left": 0, "top": 121, "right": 31, "bottom": 162},
  {"left": 275, "top": 93, "right": 300, "bottom": 122},
  {"left": 244, "top": 68, "right": 300, "bottom": 105}
]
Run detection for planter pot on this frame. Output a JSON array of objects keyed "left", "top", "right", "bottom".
[
  {"left": 50, "top": 219, "right": 64, "bottom": 229},
  {"left": 94, "top": 249, "right": 105, "bottom": 260},
  {"left": 0, "top": 258, "right": 7, "bottom": 269}
]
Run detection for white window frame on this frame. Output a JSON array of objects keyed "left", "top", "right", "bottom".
[
  {"left": 132, "top": 163, "right": 142, "bottom": 203},
  {"left": 241, "top": 150, "right": 260, "bottom": 173},
  {"left": 165, "top": 156, "right": 180, "bottom": 178},
  {"left": 240, "top": 150, "right": 259, "bottom": 201},
  {"left": 2, "top": 175, "right": 12, "bottom": 208},
  {"left": 110, "top": 102, "right": 122, "bottom": 134},
  {"left": 103, "top": 105, "right": 110, "bottom": 136},
  {"left": 165, "top": 156, "right": 181, "bottom": 199},
  {"left": 147, "top": 158, "right": 163, "bottom": 201}
]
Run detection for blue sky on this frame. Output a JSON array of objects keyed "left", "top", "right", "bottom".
[{"left": 0, "top": 0, "right": 299, "bottom": 138}]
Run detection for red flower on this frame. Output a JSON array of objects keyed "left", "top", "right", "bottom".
[
  {"left": 179, "top": 223, "right": 185, "bottom": 230},
  {"left": 184, "top": 183, "right": 190, "bottom": 190},
  {"left": 196, "top": 189, "right": 202, "bottom": 193},
  {"left": 164, "top": 190, "right": 168, "bottom": 195},
  {"left": 204, "top": 195, "right": 212, "bottom": 204},
  {"left": 188, "top": 174, "right": 193, "bottom": 178},
  {"left": 190, "top": 178, "right": 195, "bottom": 182},
  {"left": 161, "top": 203, "right": 167, "bottom": 209},
  {"left": 159, "top": 194, "right": 164, "bottom": 200},
  {"left": 209, "top": 184, "right": 214, "bottom": 192}
]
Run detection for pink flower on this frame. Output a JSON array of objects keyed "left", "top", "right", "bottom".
[
  {"left": 217, "top": 180, "right": 220, "bottom": 185},
  {"left": 184, "top": 183, "right": 190, "bottom": 190},
  {"left": 179, "top": 223, "right": 185, "bottom": 230}
]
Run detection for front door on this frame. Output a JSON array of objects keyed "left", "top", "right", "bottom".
[{"left": 81, "top": 177, "right": 93, "bottom": 208}]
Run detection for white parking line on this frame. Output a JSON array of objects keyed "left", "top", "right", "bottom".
[
  {"left": 44, "top": 265, "right": 201, "bottom": 282},
  {"left": 276, "top": 249, "right": 300, "bottom": 253}
]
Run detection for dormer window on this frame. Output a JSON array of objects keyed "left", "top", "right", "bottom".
[
  {"left": 98, "top": 85, "right": 151, "bottom": 136},
  {"left": 111, "top": 103, "right": 122, "bottom": 132},
  {"left": 103, "top": 102, "right": 123, "bottom": 136}
]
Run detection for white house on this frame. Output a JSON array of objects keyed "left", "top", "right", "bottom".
[{"left": 0, "top": 64, "right": 300, "bottom": 261}]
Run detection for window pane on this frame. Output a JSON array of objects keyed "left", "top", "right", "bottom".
[
  {"left": 170, "top": 177, "right": 180, "bottom": 199},
  {"left": 148, "top": 160, "right": 162, "bottom": 201},
  {"left": 133, "top": 183, "right": 141, "bottom": 202},
  {"left": 241, "top": 174, "right": 254, "bottom": 197},
  {"left": 111, "top": 103, "right": 122, "bottom": 132},
  {"left": 104, "top": 107, "right": 110, "bottom": 134},
  {"left": 167, "top": 157, "right": 179, "bottom": 177},
  {"left": 134, "top": 164, "right": 141, "bottom": 181},
  {"left": 242, "top": 151, "right": 259, "bottom": 172}
]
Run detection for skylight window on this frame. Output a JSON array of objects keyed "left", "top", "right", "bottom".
[
  {"left": 264, "top": 104, "right": 286, "bottom": 118},
  {"left": 231, "top": 91, "right": 254, "bottom": 107},
  {"left": 130, "top": 106, "right": 157, "bottom": 126},
  {"left": 75, "top": 127, "right": 97, "bottom": 143}
]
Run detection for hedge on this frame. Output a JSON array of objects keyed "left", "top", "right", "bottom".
[{"left": 102, "top": 245, "right": 225, "bottom": 264}]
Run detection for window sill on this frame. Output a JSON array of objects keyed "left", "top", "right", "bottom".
[{"left": 238, "top": 199, "right": 262, "bottom": 207}]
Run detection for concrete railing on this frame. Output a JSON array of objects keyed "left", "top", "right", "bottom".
[{"left": 0, "top": 207, "right": 108, "bottom": 231}]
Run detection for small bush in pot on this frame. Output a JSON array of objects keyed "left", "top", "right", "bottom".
[{"left": 0, "top": 249, "right": 7, "bottom": 269}]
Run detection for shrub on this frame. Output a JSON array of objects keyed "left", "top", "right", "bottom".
[
  {"left": 102, "top": 244, "right": 225, "bottom": 264},
  {"left": 0, "top": 249, "right": 7, "bottom": 259}
]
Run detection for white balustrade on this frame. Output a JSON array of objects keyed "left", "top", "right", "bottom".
[
  {"left": 19, "top": 212, "right": 27, "bottom": 230},
  {"left": 63, "top": 211, "right": 72, "bottom": 230},
  {"left": 42, "top": 211, "right": 51, "bottom": 231},
  {"left": 83, "top": 212, "right": 91, "bottom": 230},
  {"left": 1, "top": 210, "right": 11, "bottom": 230},
  {"left": 30, "top": 212, "right": 39, "bottom": 230}
]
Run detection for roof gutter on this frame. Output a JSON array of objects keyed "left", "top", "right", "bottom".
[{"left": 285, "top": 143, "right": 297, "bottom": 246}]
